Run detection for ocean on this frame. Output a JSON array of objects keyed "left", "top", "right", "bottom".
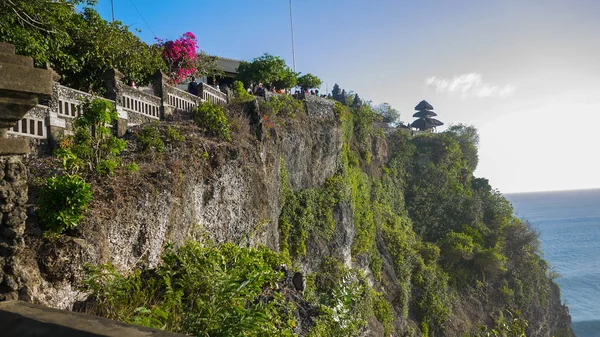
[{"left": 505, "top": 189, "right": 600, "bottom": 337}]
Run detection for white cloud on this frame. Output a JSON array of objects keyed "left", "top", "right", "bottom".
[{"left": 425, "top": 73, "right": 515, "bottom": 99}]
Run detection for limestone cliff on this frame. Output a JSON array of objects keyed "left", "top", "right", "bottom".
[{"left": 13, "top": 95, "right": 573, "bottom": 336}]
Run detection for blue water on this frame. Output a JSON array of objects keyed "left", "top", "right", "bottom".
[{"left": 506, "top": 189, "right": 600, "bottom": 337}]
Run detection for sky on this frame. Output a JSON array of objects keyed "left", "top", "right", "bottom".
[{"left": 93, "top": 0, "right": 600, "bottom": 193}]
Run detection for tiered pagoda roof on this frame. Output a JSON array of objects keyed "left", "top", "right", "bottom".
[{"left": 411, "top": 100, "right": 443, "bottom": 131}]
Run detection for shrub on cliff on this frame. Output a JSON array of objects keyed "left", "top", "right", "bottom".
[
  {"left": 81, "top": 242, "right": 295, "bottom": 336},
  {"left": 260, "top": 94, "right": 304, "bottom": 117},
  {"left": 193, "top": 102, "right": 232, "bottom": 141},
  {"left": 231, "top": 80, "right": 254, "bottom": 104},
  {"left": 137, "top": 123, "right": 165, "bottom": 155},
  {"left": 56, "top": 98, "right": 126, "bottom": 175},
  {"left": 37, "top": 174, "right": 92, "bottom": 236}
]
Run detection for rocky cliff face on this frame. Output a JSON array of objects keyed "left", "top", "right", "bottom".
[
  {"left": 0, "top": 156, "right": 28, "bottom": 302},
  {"left": 12, "top": 96, "right": 573, "bottom": 336},
  {"left": 18, "top": 97, "right": 342, "bottom": 310}
]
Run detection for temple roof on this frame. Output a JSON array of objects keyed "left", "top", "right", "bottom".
[
  {"left": 415, "top": 100, "right": 434, "bottom": 111},
  {"left": 411, "top": 117, "right": 444, "bottom": 130},
  {"left": 413, "top": 110, "right": 438, "bottom": 118},
  {"left": 216, "top": 57, "right": 241, "bottom": 74}
]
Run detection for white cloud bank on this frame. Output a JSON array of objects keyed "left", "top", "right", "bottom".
[{"left": 425, "top": 73, "right": 515, "bottom": 99}]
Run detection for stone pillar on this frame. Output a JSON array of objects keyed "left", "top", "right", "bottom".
[
  {"left": 0, "top": 157, "right": 28, "bottom": 301},
  {"left": 46, "top": 82, "right": 67, "bottom": 148},
  {"left": 152, "top": 70, "right": 173, "bottom": 119},
  {"left": 103, "top": 69, "right": 129, "bottom": 137},
  {"left": 0, "top": 42, "right": 52, "bottom": 301}
]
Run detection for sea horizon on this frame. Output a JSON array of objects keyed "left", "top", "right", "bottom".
[
  {"left": 504, "top": 187, "right": 600, "bottom": 196},
  {"left": 506, "top": 188, "right": 600, "bottom": 337}
]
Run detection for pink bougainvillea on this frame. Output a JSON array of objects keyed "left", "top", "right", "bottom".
[{"left": 157, "top": 32, "right": 198, "bottom": 85}]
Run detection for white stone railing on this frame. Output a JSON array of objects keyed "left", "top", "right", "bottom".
[
  {"left": 122, "top": 93, "right": 160, "bottom": 119},
  {"left": 8, "top": 115, "right": 46, "bottom": 139},
  {"left": 56, "top": 85, "right": 92, "bottom": 118},
  {"left": 198, "top": 83, "right": 227, "bottom": 105},
  {"left": 10, "top": 72, "right": 231, "bottom": 151},
  {"left": 166, "top": 86, "right": 200, "bottom": 111}
]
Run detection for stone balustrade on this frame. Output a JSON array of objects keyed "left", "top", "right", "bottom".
[
  {"left": 8, "top": 114, "right": 46, "bottom": 139},
  {"left": 122, "top": 91, "right": 161, "bottom": 119},
  {"left": 198, "top": 82, "right": 227, "bottom": 105},
  {"left": 5, "top": 67, "right": 231, "bottom": 153},
  {"left": 55, "top": 85, "right": 92, "bottom": 118},
  {"left": 166, "top": 86, "right": 201, "bottom": 112}
]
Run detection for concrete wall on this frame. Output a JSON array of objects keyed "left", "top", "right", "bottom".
[{"left": 0, "top": 301, "right": 186, "bottom": 337}]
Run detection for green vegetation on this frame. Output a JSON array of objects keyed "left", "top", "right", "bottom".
[
  {"left": 165, "top": 126, "right": 185, "bottom": 145},
  {"left": 193, "top": 102, "right": 232, "bottom": 141},
  {"left": 54, "top": 78, "right": 564, "bottom": 336},
  {"left": 275, "top": 91, "right": 559, "bottom": 335},
  {"left": 137, "top": 123, "right": 165, "bottom": 154},
  {"left": 56, "top": 98, "right": 126, "bottom": 175},
  {"left": 231, "top": 80, "right": 254, "bottom": 103},
  {"left": 40, "top": 98, "right": 130, "bottom": 237},
  {"left": 374, "top": 102, "right": 400, "bottom": 125},
  {"left": 237, "top": 53, "right": 297, "bottom": 89},
  {"left": 307, "top": 258, "right": 377, "bottom": 337},
  {"left": 260, "top": 94, "right": 304, "bottom": 117},
  {"left": 0, "top": 0, "right": 165, "bottom": 92},
  {"left": 37, "top": 174, "right": 92, "bottom": 236},
  {"left": 373, "top": 293, "right": 394, "bottom": 336},
  {"left": 279, "top": 168, "right": 344, "bottom": 257},
  {"left": 136, "top": 124, "right": 185, "bottom": 157},
  {"left": 297, "top": 73, "right": 323, "bottom": 91},
  {"left": 126, "top": 162, "right": 139, "bottom": 173},
  {"left": 82, "top": 242, "right": 296, "bottom": 336}
]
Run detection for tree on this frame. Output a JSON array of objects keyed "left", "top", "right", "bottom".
[
  {"left": 445, "top": 124, "right": 479, "bottom": 172},
  {"left": 352, "top": 94, "right": 362, "bottom": 107},
  {"left": 297, "top": 73, "right": 322, "bottom": 91},
  {"left": 64, "top": 8, "right": 165, "bottom": 91},
  {"left": 332, "top": 83, "right": 341, "bottom": 100},
  {"left": 272, "top": 67, "right": 298, "bottom": 90},
  {"left": 0, "top": 0, "right": 87, "bottom": 67},
  {"left": 157, "top": 32, "right": 199, "bottom": 85},
  {"left": 0, "top": 1, "right": 166, "bottom": 92},
  {"left": 196, "top": 52, "right": 224, "bottom": 81},
  {"left": 237, "top": 53, "right": 297, "bottom": 89},
  {"left": 375, "top": 103, "right": 400, "bottom": 125}
]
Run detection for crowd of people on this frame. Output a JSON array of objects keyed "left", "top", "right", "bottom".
[
  {"left": 249, "top": 83, "right": 286, "bottom": 95},
  {"left": 185, "top": 76, "right": 330, "bottom": 99}
]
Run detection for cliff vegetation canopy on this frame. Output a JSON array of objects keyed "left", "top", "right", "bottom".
[{"left": 31, "top": 94, "right": 570, "bottom": 336}]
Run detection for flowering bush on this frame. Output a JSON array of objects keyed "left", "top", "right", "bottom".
[
  {"left": 157, "top": 32, "right": 198, "bottom": 85},
  {"left": 262, "top": 115, "right": 275, "bottom": 128}
]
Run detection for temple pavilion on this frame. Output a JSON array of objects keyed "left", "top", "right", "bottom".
[{"left": 410, "top": 100, "right": 443, "bottom": 132}]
